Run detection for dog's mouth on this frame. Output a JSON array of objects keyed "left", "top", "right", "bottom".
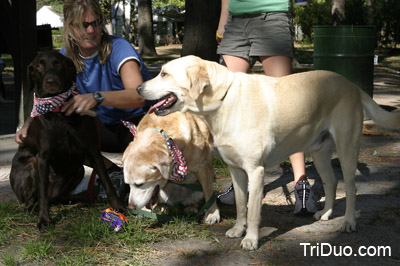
[
  {"left": 145, "top": 185, "right": 160, "bottom": 209},
  {"left": 42, "top": 77, "right": 62, "bottom": 95},
  {"left": 148, "top": 93, "right": 177, "bottom": 116},
  {"left": 43, "top": 84, "right": 61, "bottom": 95}
]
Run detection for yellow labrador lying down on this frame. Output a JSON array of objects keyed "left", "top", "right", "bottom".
[
  {"left": 122, "top": 112, "right": 220, "bottom": 224},
  {"left": 137, "top": 55, "right": 400, "bottom": 250}
]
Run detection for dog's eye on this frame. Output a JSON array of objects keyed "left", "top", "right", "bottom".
[
  {"left": 54, "top": 62, "right": 62, "bottom": 70},
  {"left": 160, "top": 71, "right": 167, "bottom": 77},
  {"left": 36, "top": 63, "right": 44, "bottom": 72},
  {"left": 134, "top": 183, "right": 143, "bottom": 188}
]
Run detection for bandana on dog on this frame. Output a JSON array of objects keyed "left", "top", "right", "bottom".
[
  {"left": 30, "top": 83, "right": 79, "bottom": 117},
  {"left": 153, "top": 128, "right": 187, "bottom": 182},
  {"left": 121, "top": 120, "right": 138, "bottom": 136},
  {"left": 121, "top": 121, "right": 187, "bottom": 181}
]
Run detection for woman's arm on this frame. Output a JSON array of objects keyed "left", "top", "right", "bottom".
[
  {"left": 62, "top": 59, "right": 146, "bottom": 116},
  {"left": 217, "top": 0, "right": 230, "bottom": 43}
]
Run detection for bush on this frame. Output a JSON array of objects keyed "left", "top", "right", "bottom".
[{"left": 293, "top": 0, "right": 400, "bottom": 47}]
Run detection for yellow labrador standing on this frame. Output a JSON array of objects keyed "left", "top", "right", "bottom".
[
  {"left": 137, "top": 55, "right": 400, "bottom": 250},
  {"left": 122, "top": 112, "right": 220, "bottom": 224}
]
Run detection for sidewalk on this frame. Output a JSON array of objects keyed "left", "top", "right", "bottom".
[{"left": 0, "top": 67, "right": 399, "bottom": 265}]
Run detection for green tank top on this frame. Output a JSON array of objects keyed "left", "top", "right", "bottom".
[{"left": 228, "top": 0, "right": 290, "bottom": 15}]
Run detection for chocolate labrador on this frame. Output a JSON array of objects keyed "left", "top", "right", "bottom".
[{"left": 9, "top": 51, "right": 125, "bottom": 230}]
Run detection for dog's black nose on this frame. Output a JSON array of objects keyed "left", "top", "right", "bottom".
[{"left": 136, "top": 85, "right": 142, "bottom": 94}]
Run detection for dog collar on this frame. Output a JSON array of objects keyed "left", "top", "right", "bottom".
[{"left": 30, "top": 83, "right": 79, "bottom": 117}]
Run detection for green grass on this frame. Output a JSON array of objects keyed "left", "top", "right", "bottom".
[
  {"left": 0, "top": 201, "right": 37, "bottom": 246},
  {"left": 0, "top": 156, "right": 232, "bottom": 265},
  {"left": 213, "top": 155, "right": 230, "bottom": 179},
  {"left": 1, "top": 254, "right": 18, "bottom": 266},
  {"left": 52, "top": 29, "right": 63, "bottom": 49},
  {"left": 22, "top": 239, "right": 53, "bottom": 261},
  {"left": 381, "top": 54, "right": 400, "bottom": 69},
  {"left": 1, "top": 54, "right": 14, "bottom": 72},
  {"left": 0, "top": 200, "right": 220, "bottom": 265}
]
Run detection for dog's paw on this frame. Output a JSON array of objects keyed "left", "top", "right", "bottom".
[
  {"left": 204, "top": 209, "right": 220, "bottom": 224},
  {"left": 37, "top": 217, "right": 51, "bottom": 231},
  {"left": 152, "top": 205, "right": 166, "bottom": 213},
  {"left": 341, "top": 220, "right": 356, "bottom": 233},
  {"left": 314, "top": 209, "right": 332, "bottom": 221},
  {"left": 184, "top": 205, "right": 199, "bottom": 214},
  {"left": 241, "top": 237, "right": 258, "bottom": 251},
  {"left": 226, "top": 225, "right": 246, "bottom": 238},
  {"left": 111, "top": 201, "right": 127, "bottom": 214}
]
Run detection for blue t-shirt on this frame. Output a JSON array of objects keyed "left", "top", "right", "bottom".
[{"left": 60, "top": 36, "right": 152, "bottom": 125}]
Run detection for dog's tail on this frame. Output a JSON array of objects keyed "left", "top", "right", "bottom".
[{"left": 361, "top": 88, "right": 400, "bottom": 129}]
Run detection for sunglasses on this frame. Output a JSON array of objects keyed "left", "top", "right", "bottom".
[{"left": 80, "top": 19, "right": 102, "bottom": 29}]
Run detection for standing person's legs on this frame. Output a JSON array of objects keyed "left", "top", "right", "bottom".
[
  {"left": 260, "top": 56, "right": 292, "bottom": 77},
  {"left": 222, "top": 55, "right": 251, "bottom": 73},
  {"left": 216, "top": 54, "right": 250, "bottom": 204},
  {"left": 261, "top": 55, "right": 316, "bottom": 214},
  {"left": 260, "top": 55, "right": 306, "bottom": 184}
]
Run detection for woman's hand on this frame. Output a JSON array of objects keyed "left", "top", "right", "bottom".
[
  {"left": 15, "top": 116, "right": 33, "bottom": 145},
  {"left": 62, "top": 93, "right": 97, "bottom": 116}
]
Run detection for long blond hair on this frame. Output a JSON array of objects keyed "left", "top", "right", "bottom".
[{"left": 63, "top": 0, "right": 112, "bottom": 73}]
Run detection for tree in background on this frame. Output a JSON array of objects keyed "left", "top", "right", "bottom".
[
  {"left": 294, "top": 0, "right": 400, "bottom": 48},
  {"left": 331, "top": 0, "right": 345, "bottom": 26},
  {"left": 372, "top": 0, "right": 400, "bottom": 47},
  {"left": 293, "top": 1, "right": 331, "bottom": 43},
  {"left": 153, "top": 0, "right": 185, "bottom": 44},
  {"left": 37, "top": 0, "right": 400, "bottom": 51},
  {"left": 138, "top": 0, "right": 157, "bottom": 56},
  {"left": 36, "top": 0, "right": 64, "bottom": 14},
  {"left": 181, "top": 0, "right": 220, "bottom": 61}
]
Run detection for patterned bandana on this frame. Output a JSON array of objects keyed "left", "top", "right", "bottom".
[
  {"left": 30, "top": 83, "right": 80, "bottom": 117},
  {"left": 121, "top": 120, "right": 138, "bottom": 137},
  {"left": 153, "top": 128, "right": 187, "bottom": 182},
  {"left": 121, "top": 121, "right": 187, "bottom": 181}
]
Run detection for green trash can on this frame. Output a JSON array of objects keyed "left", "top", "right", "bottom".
[{"left": 313, "top": 26, "right": 376, "bottom": 96}]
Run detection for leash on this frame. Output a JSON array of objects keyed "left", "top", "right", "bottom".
[{"left": 128, "top": 183, "right": 217, "bottom": 222}]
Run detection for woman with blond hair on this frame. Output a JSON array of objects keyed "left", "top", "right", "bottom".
[{"left": 16, "top": 0, "right": 152, "bottom": 195}]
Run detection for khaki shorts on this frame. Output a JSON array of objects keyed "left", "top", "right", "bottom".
[{"left": 217, "top": 12, "right": 294, "bottom": 62}]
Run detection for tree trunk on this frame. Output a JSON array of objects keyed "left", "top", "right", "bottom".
[
  {"left": 122, "top": 0, "right": 126, "bottom": 39},
  {"left": 181, "top": 0, "right": 221, "bottom": 62},
  {"left": 129, "top": 0, "right": 135, "bottom": 43},
  {"left": 1, "top": 0, "right": 37, "bottom": 125},
  {"left": 332, "top": 0, "right": 345, "bottom": 26},
  {"left": 137, "top": 0, "right": 157, "bottom": 56},
  {"left": 366, "top": 0, "right": 373, "bottom": 25}
]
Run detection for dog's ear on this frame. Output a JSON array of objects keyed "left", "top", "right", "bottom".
[
  {"left": 187, "top": 64, "right": 210, "bottom": 100},
  {"left": 27, "top": 62, "right": 35, "bottom": 94},
  {"left": 64, "top": 56, "right": 77, "bottom": 82},
  {"left": 156, "top": 162, "right": 170, "bottom": 181}
]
